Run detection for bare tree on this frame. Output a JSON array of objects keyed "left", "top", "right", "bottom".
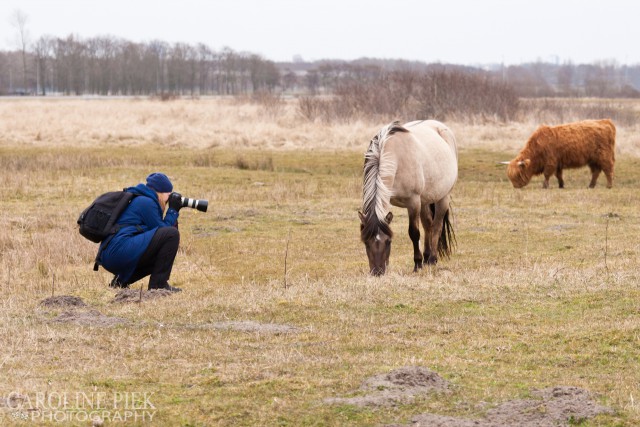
[
  {"left": 585, "top": 64, "right": 610, "bottom": 97},
  {"left": 34, "top": 35, "right": 53, "bottom": 95},
  {"left": 557, "top": 62, "right": 574, "bottom": 96},
  {"left": 10, "top": 9, "right": 30, "bottom": 94},
  {"left": 147, "top": 40, "right": 169, "bottom": 94},
  {"left": 220, "top": 47, "right": 238, "bottom": 94},
  {"left": 197, "top": 43, "right": 213, "bottom": 94},
  {"left": 282, "top": 68, "right": 297, "bottom": 93},
  {"left": 54, "top": 35, "right": 86, "bottom": 95},
  {"left": 248, "top": 54, "right": 280, "bottom": 92},
  {"left": 305, "top": 69, "right": 320, "bottom": 95}
]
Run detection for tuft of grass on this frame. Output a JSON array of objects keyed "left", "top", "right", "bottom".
[{"left": 234, "top": 154, "right": 274, "bottom": 171}]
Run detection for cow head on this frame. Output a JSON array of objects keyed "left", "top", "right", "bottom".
[{"left": 505, "top": 159, "right": 532, "bottom": 188}]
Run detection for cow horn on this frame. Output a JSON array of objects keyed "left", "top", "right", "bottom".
[{"left": 497, "top": 161, "right": 510, "bottom": 165}]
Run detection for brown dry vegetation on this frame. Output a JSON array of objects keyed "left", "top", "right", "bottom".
[{"left": 1, "top": 97, "right": 640, "bottom": 426}]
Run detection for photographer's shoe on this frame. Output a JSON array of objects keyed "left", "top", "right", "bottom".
[
  {"left": 150, "top": 283, "right": 182, "bottom": 293},
  {"left": 109, "top": 276, "right": 128, "bottom": 289}
]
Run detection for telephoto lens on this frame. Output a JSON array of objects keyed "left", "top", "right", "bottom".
[{"left": 181, "top": 197, "right": 208, "bottom": 212}]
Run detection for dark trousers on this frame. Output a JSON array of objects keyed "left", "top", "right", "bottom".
[{"left": 126, "top": 227, "right": 180, "bottom": 289}]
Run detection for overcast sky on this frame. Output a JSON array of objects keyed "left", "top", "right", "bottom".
[{"left": 1, "top": 0, "right": 639, "bottom": 66}]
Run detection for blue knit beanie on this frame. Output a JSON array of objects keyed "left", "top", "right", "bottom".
[{"left": 146, "top": 173, "right": 173, "bottom": 193}]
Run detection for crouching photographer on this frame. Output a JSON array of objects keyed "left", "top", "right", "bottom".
[{"left": 98, "top": 172, "right": 207, "bottom": 293}]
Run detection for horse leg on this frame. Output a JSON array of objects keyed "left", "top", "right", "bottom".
[
  {"left": 406, "top": 200, "right": 423, "bottom": 272},
  {"left": 420, "top": 201, "right": 434, "bottom": 266},
  {"left": 427, "top": 197, "right": 450, "bottom": 265}
]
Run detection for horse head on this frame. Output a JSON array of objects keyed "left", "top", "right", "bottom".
[{"left": 359, "top": 211, "right": 393, "bottom": 276}]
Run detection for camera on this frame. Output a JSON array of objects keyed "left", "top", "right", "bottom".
[{"left": 170, "top": 192, "right": 208, "bottom": 212}]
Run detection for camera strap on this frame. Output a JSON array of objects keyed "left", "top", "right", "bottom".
[{"left": 93, "top": 233, "right": 115, "bottom": 271}]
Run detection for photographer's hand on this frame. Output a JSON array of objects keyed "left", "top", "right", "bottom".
[{"left": 168, "top": 192, "right": 183, "bottom": 211}]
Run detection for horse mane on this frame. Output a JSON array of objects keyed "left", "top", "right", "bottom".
[{"left": 361, "top": 121, "right": 408, "bottom": 241}]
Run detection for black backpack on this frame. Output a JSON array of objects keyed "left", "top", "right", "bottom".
[
  {"left": 78, "top": 190, "right": 137, "bottom": 271},
  {"left": 77, "top": 190, "right": 136, "bottom": 243}
]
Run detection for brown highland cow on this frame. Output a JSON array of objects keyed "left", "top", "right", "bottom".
[{"left": 504, "top": 119, "right": 616, "bottom": 189}]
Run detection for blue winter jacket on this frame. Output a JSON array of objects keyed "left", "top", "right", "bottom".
[{"left": 98, "top": 184, "right": 179, "bottom": 283}]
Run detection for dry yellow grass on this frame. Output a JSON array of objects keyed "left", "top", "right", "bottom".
[
  {"left": 0, "top": 98, "right": 376, "bottom": 151},
  {"left": 1, "top": 97, "right": 640, "bottom": 426},
  {"left": 2, "top": 97, "right": 640, "bottom": 155}
]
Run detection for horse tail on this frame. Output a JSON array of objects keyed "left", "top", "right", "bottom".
[{"left": 431, "top": 203, "right": 456, "bottom": 259}]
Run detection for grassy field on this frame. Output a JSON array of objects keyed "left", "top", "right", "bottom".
[{"left": 1, "top": 98, "right": 640, "bottom": 426}]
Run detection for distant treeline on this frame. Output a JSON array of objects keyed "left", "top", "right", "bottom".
[
  {"left": 0, "top": 35, "right": 281, "bottom": 96},
  {"left": 1, "top": 34, "right": 640, "bottom": 102}
]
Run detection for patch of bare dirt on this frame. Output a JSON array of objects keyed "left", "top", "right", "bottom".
[
  {"left": 111, "top": 288, "right": 174, "bottom": 303},
  {"left": 207, "top": 320, "right": 299, "bottom": 334},
  {"left": 40, "top": 295, "right": 87, "bottom": 308},
  {"left": 396, "top": 386, "right": 614, "bottom": 427},
  {"left": 325, "top": 366, "right": 450, "bottom": 407},
  {"left": 52, "top": 310, "right": 128, "bottom": 327}
]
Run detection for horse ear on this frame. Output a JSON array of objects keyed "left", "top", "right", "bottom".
[
  {"left": 385, "top": 212, "right": 393, "bottom": 224},
  {"left": 358, "top": 211, "right": 366, "bottom": 225}
]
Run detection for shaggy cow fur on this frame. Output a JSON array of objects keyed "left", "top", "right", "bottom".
[{"left": 506, "top": 119, "right": 616, "bottom": 189}]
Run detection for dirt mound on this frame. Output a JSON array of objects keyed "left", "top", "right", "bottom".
[
  {"left": 403, "top": 386, "right": 614, "bottom": 427},
  {"left": 208, "top": 320, "right": 299, "bottom": 334},
  {"left": 111, "top": 288, "right": 174, "bottom": 303},
  {"left": 40, "top": 295, "right": 87, "bottom": 308},
  {"left": 364, "top": 366, "right": 449, "bottom": 390},
  {"left": 327, "top": 368, "right": 614, "bottom": 426},
  {"left": 532, "top": 387, "right": 614, "bottom": 424},
  {"left": 52, "top": 310, "right": 128, "bottom": 327},
  {"left": 325, "top": 366, "right": 450, "bottom": 407}
]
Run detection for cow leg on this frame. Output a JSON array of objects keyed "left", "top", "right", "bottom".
[
  {"left": 588, "top": 164, "right": 601, "bottom": 188},
  {"left": 542, "top": 166, "right": 554, "bottom": 189},
  {"left": 542, "top": 177, "right": 550, "bottom": 189},
  {"left": 420, "top": 202, "right": 434, "bottom": 266},
  {"left": 406, "top": 198, "right": 423, "bottom": 272},
  {"left": 555, "top": 167, "right": 564, "bottom": 188},
  {"left": 603, "top": 163, "right": 614, "bottom": 188}
]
